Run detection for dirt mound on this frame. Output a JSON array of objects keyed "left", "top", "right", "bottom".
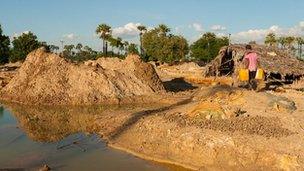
[{"left": 0, "top": 47, "right": 164, "bottom": 105}]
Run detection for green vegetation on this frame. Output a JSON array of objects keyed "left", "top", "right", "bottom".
[
  {"left": 190, "top": 32, "right": 229, "bottom": 62},
  {"left": 96, "top": 24, "right": 111, "bottom": 55},
  {"left": 0, "top": 25, "right": 10, "bottom": 64},
  {"left": 3, "top": 22, "right": 304, "bottom": 65},
  {"left": 264, "top": 33, "right": 277, "bottom": 47},
  {"left": 0, "top": 23, "right": 229, "bottom": 64},
  {"left": 265, "top": 33, "right": 304, "bottom": 58},
  {"left": 127, "top": 43, "right": 139, "bottom": 55},
  {"left": 137, "top": 25, "right": 147, "bottom": 56},
  {"left": 10, "top": 31, "right": 44, "bottom": 62},
  {"left": 62, "top": 43, "right": 98, "bottom": 62},
  {"left": 142, "top": 24, "right": 189, "bottom": 62}
]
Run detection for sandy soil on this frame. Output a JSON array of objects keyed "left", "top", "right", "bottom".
[
  {"left": 0, "top": 48, "right": 164, "bottom": 105},
  {"left": 4, "top": 83, "right": 303, "bottom": 170},
  {"left": 104, "top": 87, "right": 304, "bottom": 170},
  {"left": 1, "top": 50, "right": 303, "bottom": 170}
]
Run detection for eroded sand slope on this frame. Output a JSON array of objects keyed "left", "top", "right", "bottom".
[{"left": 0, "top": 48, "right": 164, "bottom": 105}]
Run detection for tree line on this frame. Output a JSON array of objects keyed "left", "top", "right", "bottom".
[
  {"left": 6, "top": 23, "right": 304, "bottom": 65},
  {"left": 0, "top": 23, "right": 228, "bottom": 64},
  {"left": 264, "top": 33, "right": 304, "bottom": 57},
  {"left": 95, "top": 23, "right": 229, "bottom": 63}
]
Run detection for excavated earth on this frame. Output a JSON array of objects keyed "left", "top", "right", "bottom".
[
  {"left": 0, "top": 47, "right": 164, "bottom": 105},
  {"left": 1, "top": 48, "right": 304, "bottom": 170}
]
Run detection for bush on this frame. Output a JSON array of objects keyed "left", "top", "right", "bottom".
[
  {"left": 10, "top": 32, "right": 43, "bottom": 62},
  {"left": 0, "top": 25, "right": 10, "bottom": 64},
  {"left": 190, "top": 32, "right": 228, "bottom": 62},
  {"left": 142, "top": 25, "right": 189, "bottom": 62}
]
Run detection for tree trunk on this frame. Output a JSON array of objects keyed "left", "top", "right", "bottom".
[
  {"left": 140, "top": 35, "right": 142, "bottom": 55},
  {"left": 112, "top": 46, "right": 114, "bottom": 57},
  {"left": 102, "top": 39, "right": 105, "bottom": 55},
  {"left": 300, "top": 44, "right": 302, "bottom": 59},
  {"left": 105, "top": 42, "right": 108, "bottom": 56}
]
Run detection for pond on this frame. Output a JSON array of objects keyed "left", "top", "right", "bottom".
[{"left": 0, "top": 105, "right": 185, "bottom": 171}]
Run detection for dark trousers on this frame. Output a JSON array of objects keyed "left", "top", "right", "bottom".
[{"left": 249, "top": 71, "right": 257, "bottom": 90}]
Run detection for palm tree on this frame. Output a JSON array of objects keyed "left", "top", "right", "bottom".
[
  {"left": 96, "top": 24, "right": 111, "bottom": 55},
  {"left": 285, "top": 36, "right": 295, "bottom": 51},
  {"left": 137, "top": 25, "right": 147, "bottom": 55},
  {"left": 108, "top": 36, "right": 117, "bottom": 56},
  {"left": 264, "top": 33, "right": 277, "bottom": 47},
  {"left": 116, "top": 37, "right": 123, "bottom": 55},
  {"left": 277, "top": 37, "right": 287, "bottom": 49}
]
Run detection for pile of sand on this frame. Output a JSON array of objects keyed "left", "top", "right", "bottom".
[{"left": 0, "top": 47, "right": 164, "bottom": 105}]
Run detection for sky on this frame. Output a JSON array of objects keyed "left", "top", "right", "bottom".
[{"left": 0, "top": 0, "right": 304, "bottom": 50}]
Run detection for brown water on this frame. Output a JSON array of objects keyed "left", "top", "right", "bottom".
[{"left": 0, "top": 105, "right": 178, "bottom": 171}]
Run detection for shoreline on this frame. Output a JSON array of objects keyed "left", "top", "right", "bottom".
[{"left": 108, "top": 143, "right": 197, "bottom": 171}]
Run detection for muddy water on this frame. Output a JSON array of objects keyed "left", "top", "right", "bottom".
[{"left": 0, "top": 105, "right": 176, "bottom": 171}]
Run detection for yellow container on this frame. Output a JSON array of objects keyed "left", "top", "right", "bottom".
[
  {"left": 255, "top": 68, "right": 265, "bottom": 80},
  {"left": 239, "top": 69, "right": 249, "bottom": 81}
]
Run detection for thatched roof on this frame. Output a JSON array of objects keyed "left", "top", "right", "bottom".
[{"left": 204, "top": 44, "right": 304, "bottom": 77}]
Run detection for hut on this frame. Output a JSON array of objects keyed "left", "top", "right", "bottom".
[{"left": 203, "top": 44, "right": 304, "bottom": 84}]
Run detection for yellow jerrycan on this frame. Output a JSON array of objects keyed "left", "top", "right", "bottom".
[
  {"left": 239, "top": 69, "right": 249, "bottom": 81},
  {"left": 255, "top": 68, "right": 264, "bottom": 80}
]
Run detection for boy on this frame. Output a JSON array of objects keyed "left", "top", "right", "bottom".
[{"left": 243, "top": 45, "right": 259, "bottom": 90}]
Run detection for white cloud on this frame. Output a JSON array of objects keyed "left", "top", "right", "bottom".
[
  {"left": 63, "top": 33, "right": 77, "bottom": 40},
  {"left": 211, "top": 25, "right": 226, "bottom": 31},
  {"left": 231, "top": 21, "right": 304, "bottom": 43},
  {"left": 112, "top": 22, "right": 141, "bottom": 38},
  {"left": 299, "top": 21, "right": 304, "bottom": 30},
  {"left": 190, "top": 23, "right": 204, "bottom": 32}
]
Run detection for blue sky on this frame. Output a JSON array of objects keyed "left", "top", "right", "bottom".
[{"left": 1, "top": 0, "right": 304, "bottom": 50}]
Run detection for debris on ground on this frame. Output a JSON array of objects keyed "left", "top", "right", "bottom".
[
  {"left": 189, "top": 85, "right": 245, "bottom": 119},
  {"left": 266, "top": 93, "right": 297, "bottom": 113}
]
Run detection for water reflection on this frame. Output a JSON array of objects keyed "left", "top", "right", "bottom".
[
  {"left": 0, "top": 103, "right": 172, "bottom": 171},
  {"left": 0, "top": 103, "right": 191, "bottom": 171},
  {"left": 4, "top": 104, "right": 103, "bottom": 142}
]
